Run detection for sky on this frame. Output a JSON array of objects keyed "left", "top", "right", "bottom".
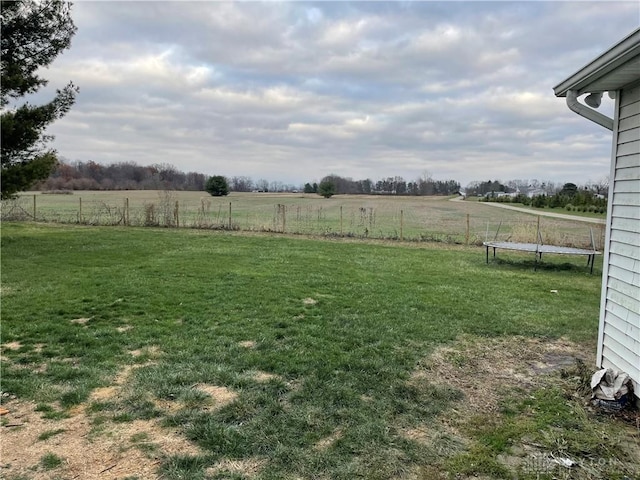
[{"left": 35, "top": 0, "right": 640, "bottom": 188}]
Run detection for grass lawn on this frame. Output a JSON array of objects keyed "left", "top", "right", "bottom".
[{"left": 1, "top": 223, "right": 637, "bottom": 479}]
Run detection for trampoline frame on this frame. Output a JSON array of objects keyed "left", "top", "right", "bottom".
[{"left": 483, "top": 221, "right": 601, "bottom": 273}]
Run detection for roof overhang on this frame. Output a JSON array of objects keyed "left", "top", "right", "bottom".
[{"left": 553, "top": 28, "right": 640, "bottom": 97}]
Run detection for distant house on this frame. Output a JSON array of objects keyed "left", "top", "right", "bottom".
[
  {"left": 525, "top": 188, "right": 546, "bottom": 198},
  {"left": 554, "top": 28, "right": 640, "bottom": 404},
  {"left": 483, "top": 191, "right": 516, "bottom": 199}
]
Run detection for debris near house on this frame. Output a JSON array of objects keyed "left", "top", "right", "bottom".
[{"left": 591, "top": 368, "right": 634, "bottom": 411}]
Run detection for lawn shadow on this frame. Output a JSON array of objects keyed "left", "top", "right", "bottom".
[{"left": 491, "top": 256, "right": 596, "bottom": 274}]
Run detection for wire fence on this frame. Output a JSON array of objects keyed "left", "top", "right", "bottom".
[{"left": 0, "top": 192, "right": 605, "bottom": 249}]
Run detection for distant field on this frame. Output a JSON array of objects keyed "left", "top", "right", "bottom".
[{"left": 3, "top": 190, "right": 605, "bottom": 248}]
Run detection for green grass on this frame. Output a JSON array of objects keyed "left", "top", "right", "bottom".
[
  {"left": 37, "top": 428, "right": 67, "bottom": 441},
  {"left": 1, "top": 222, "right": 631, "bottom": 479},
  {"left": 39, "top": 452, "right": 63, "bottom": 470}
]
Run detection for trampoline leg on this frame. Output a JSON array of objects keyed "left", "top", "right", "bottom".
[{"left": 486, "top": 246, "right": 489, "bottom": 263}]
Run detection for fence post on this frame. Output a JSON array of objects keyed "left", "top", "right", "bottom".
[
  {"left": 340, "top": 206, "right": 343, "bottom": 236},
  {"left": 465, "top": 213, "right": 470, "bottom": 245},
  {"left": 281, "top": 204, "right": 286, "bottom": 233},
  {"left": 228, "top": 202, "right": 232, "bottom": 229},
  {"left": 125, "top": 198, "right": 130, "bottom": 226},
  {"left": 33, "top": 194, "right": 37, "bottom": 220},
  {"left": 174, "top": 200, "right": 179, "bottom": 227},
  {"left": 79, "top": 197, "right": 82, "bottom": 223},
  {"left": 400, "top": 209, "right": 404, "bottom": 241}
]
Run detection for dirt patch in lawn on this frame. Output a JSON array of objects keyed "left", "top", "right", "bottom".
[
  {"left": 206, "top": 457, "right": 266, "bottom": 478},
  {"left": 1, "top": 361, "right": 205, "bottom": 480},
  {"left": 411, "top": 335, "right": 589, "bottom": 415},
  {"left": 70, "top": 317, "right": 92, "bottom": 326},
  {"left": 0, "top": 399, "right": 202, "bottom": 480},
  {"left": 408, "top": 335, "right": 640, "bottom": 479},
  {"left": 0, "top": 362, "right": 242, "bottom": 479},
  {"left": 249, "top": 370, "right": 281, "bottom": 383},
  {"left": 238, "top": 340, "right": 257, "bottom": 349},
  {"left": 193, "top": 383, "right": 238, "bottom": 408},
  {"left": 89, "top": 386, "right": 119, "bottom": 402},
  {"left": 407, "top": 334, "right": 586, "bottom": 446},
  {"left": 1, "top": 341, "right": 22, "bottom": 351},
  {"left": 128, "top": 345, "right": 162, "bottom": 358}
]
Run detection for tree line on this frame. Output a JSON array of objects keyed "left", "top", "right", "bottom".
[
  {"left": 305, "top": 174, "right": 461, "bottom": 196},
  {"left": 481, "top": 182, "right": 608, "bottom": 213},
  {"left": 464, "top": 178, "right": 609, "bottom": 197},
  {"left": 32, "top": 161, "right": 463, "bottom": 197},
  {"left": 36, "top": 160, "right": 209, "bottom": 191}
]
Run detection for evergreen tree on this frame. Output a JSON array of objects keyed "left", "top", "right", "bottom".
[
  {"left": 1, "top": 0, "right": 79, "bottom": 198},
  {"left": 318, "top": 179, "right": 336, "bottom": 198},
  {"left": 205, "top": 175, "right": 229, "bottom": 196}
]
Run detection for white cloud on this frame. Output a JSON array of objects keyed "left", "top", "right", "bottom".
[{"left": 37, "top": 1, "right": 639, "bottom": 187}]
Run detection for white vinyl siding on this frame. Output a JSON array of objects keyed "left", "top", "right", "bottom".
[{"left": 598, "top": 83, "right": 640, "bottom": 395}]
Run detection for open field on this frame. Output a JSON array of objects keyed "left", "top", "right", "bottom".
[
  {"left": 2, "top": 191, "right": 605, "bottom": 249},
  {"left": 1, "top": 223, "right": 637, "bottom": 479}
]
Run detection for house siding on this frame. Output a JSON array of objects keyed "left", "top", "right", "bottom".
[{"left": 598, "top": 83, "right": 640, "bottom": 396}]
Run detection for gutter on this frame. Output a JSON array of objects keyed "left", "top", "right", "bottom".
[
  {"left": 566, "top": 90, "right": 613, "bottom": 131},
  {"left": 553, "top": 28, "right": 640, "bottom": 97}
]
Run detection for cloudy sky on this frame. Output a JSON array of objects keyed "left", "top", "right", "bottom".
[{"left": 38, "top": 1, "right": 639, "bottom": 188}]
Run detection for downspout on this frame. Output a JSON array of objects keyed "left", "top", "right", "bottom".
[{"left": 566, "top": 90, "right": 613, "bottom": 130}]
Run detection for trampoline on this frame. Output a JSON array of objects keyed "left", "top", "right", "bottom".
[
  {"left": 483, "top": 241, "right": 600, "bottom": 273},
  {"left": 483, "top": 222, "right": 601, "bottom": 273}
]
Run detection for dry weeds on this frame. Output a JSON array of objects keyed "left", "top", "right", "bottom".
[
  {"left": 411, "top": 335, "right": 587, "bottom": 415},
  {"left": 70, "top": 317, "right": 91, "bottom": 326},
  {"left": 206, "top": 457, "right": 267, "bottom": 478},
  {"left": 1, "top": 341, "right": 22, "bottom": 351},
  {"left": 407, "top": 335, "right": 640, "bottom": 479},
  {"left": 249, "top": 370, "right": 281, "bottom": 383},
  {"left": 128, "top": 345, "right": 162, "bottom": 358}
]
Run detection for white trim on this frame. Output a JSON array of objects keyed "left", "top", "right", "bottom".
[
  {"left": 596, "top": 90, "right": 621, "bottom": 368},
  {"left": 554, "top": 29, "right": 640, "bottom": 97}
]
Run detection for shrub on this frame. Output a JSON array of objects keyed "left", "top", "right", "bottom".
[{"left": 531, "top": 195, "right": 547, "bottom": 208}]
